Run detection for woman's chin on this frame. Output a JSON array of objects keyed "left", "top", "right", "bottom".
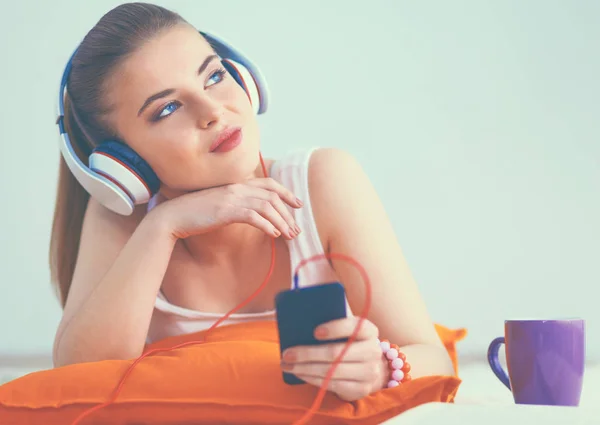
[{"left": 159, "top": 147, "right": 263, "bottom": 196}]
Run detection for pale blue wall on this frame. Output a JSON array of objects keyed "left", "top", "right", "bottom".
[{"left": 0, "top": 0, "right": 598, "bottom": 361}]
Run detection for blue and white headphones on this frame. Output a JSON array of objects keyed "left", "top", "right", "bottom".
[{"left": 56, "top": 31, "right": 269, "bottom": 216}]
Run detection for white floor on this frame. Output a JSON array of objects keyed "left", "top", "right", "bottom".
[{"left": 1, "top": 366, "right": 43, "bottom": 386}]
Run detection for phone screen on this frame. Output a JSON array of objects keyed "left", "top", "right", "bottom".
[{"left": 274, "top": 282, "right": 348, "bottom": 385}]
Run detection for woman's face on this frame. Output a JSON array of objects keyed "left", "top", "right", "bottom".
[{"left": 105, "top": 24, "right": 261, "bottom": 198}]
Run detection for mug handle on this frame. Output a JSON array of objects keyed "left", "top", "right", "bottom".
[{"left": 487, "top": 336, "right": 511, "bottom": 390}]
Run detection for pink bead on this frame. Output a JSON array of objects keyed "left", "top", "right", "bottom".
[
  {"left": 391, "top": 358, "right": 404, "bottom": 369},
  {"left": 387, "top": 380, "right": 399, "bottom": 388},
  {"left": 386, "top": 348, "right": 399, "bottom": 360},
  {"left": 392, "top": 369, "right": 405, "bottom": 381},
  {"left": 380, "top": 341, "right": 391, "bottom": 353}
]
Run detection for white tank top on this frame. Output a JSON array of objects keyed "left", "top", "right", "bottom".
[{"left": 145, "top": 147, "right": 344, "bottom": 344}]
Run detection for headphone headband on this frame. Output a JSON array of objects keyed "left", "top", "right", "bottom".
[
  {"left": 56, "top": 30, "right": 269, "bottom": 216},
  {"left": 200, "top": 31, "right": 269, "bottom": 114}
]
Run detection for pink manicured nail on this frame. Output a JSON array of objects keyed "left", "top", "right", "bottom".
[
  {"left": 283, "top": 350, "right": 296, "bottom": 362},
  {"left": 315, "top": 327, "right": 328, "bottom": 339}
]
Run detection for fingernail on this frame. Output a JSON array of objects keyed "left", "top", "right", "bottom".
[
  {"left": 296, "top": 197, "right": 304, "bottom": 206},
  {"left": 273, "top": 229, "right": 281, "bottom": 237},
  {"left": 288, "top": 228, "right": 296, "bottom": 238},
  {"left": 283, "top": 350, "right": 296, "bottom": 362},
  {"left": 315, "top": 326, "right": 328, "bottom": 339},
  {"left": 294, "top": 224, "right": 301, "bottom": 234},
  {"left": 280, "top": 363, "right": 293, "bottom": 371}
]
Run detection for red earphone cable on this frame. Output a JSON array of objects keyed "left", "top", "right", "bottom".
[
  {"left": 70, "top": 155, "right": 371, "bottom": 425},
  {"left": 289, "top": 253, "right": 371, "bottom": 425}
]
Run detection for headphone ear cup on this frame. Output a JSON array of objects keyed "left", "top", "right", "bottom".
[
  {"left": 90, "top": 140, "right": 160, "bottom": 204},
  {"left": 222, "top": 58, "right": 261, "bottom": 115}
]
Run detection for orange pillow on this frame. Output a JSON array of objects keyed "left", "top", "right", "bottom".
[
  {"left": 0, "top": 321, "right": 465, "bottom": 425},
  {"left": 434, "top": 323, "right": 468, "bottom": 375}
]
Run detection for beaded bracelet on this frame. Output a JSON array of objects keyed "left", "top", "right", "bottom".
[{"left": 378, "top": 338, "right": 412, "bottom": 388}]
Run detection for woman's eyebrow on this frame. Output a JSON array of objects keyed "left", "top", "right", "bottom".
[{"left": 137, "top": 54, "right": 219, "bottom": 116}]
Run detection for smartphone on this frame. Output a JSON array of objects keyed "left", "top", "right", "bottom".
[{"left": 274, "top": 282, "right": 348, "bottom": 385}]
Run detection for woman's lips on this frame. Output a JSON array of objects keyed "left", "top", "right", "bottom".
[{"left": 210, "top": 127, "right": 243, "bottom": 153}]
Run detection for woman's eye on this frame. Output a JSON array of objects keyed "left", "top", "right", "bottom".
[
  {"left": 153, "top": 101, "right": 180, "bottom": 121},
  {"left": 150, "top": 69, "right": 227, "bottom": 122},
  {"left": 207, "top": 69, "right": 226, "bottom": 87}
]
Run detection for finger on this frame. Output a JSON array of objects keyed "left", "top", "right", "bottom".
[
  {"left": 247, "top": 177, "right": 303, "bottom": 208},
  {"left": 228, "top": 207, "right": 282, "bottom": 238},
  {"left": 247, "top": 188, "right": 299, "bottom": 237},
  {"left": 244, "top": 198, "right": 295, "bottom": 239},
  {"left": 228, "top": 184, "right": 299, "bottom": 235},
  {"left": 284, "top": 339, "right": 381, "bottom": 364},
  {"left": 294, "top": 374, "right": 372, "bottom": 402},
  {"left": 315, "top": 316, "right": 379, "bottom": 341},
  {"left": 282, "top": 360, "right": 378, "bottom": 382}
]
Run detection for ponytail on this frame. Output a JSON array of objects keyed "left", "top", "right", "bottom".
[{"left": 49, "top": 97, "right": 91, "bottom": 307}]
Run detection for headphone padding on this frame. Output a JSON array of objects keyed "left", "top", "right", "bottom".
[{"left": 92, "top": 141, "right": 160, "bottom": 198}]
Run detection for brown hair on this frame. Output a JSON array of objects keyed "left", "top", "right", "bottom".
[{"left": 49, "top": 2, "right": 187, "bottom": 307}]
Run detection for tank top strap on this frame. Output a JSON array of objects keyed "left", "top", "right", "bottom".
[{"left": 270, "top": 147, "right": 339, "bottom": 288}]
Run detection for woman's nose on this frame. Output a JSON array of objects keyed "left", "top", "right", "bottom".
[{"left": 195, "top": 97, "right": 224, "bottom": 129}]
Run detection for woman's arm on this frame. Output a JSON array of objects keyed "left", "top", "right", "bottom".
[
  {"left": 53, "top": 199, "right": 177, "bottom": 367},
  {"left": 309, "top": 148, "right": 455, "bottom": 379},
  {"left": 54, "top": 176, "right": 303, "bottom": 368}
]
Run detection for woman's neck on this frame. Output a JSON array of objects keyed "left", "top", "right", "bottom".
[{"left": 182, "top": 223, "right": 273, "bottom": 267}]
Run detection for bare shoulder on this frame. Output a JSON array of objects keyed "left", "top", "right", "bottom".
[{"left": 307, "top": 147, "right": 370, "bottom": 251}]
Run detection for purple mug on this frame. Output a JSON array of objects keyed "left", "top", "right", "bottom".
[{"left": 487, "top": 319, "right": 585, "bottom": 406}]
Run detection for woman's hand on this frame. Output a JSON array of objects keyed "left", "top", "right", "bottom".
[
  {"left": 280, "top": 316, "right": 388, "bottom": 401},
  {"left": 150, "top": 177, "right": 303, "bottom": 240}
]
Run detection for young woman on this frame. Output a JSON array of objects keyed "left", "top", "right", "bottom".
[{"left": 49, "top": 2, "right": 454, "bottom": 402}]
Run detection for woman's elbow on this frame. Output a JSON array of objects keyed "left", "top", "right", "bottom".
[{"left": 53, "top": 343, "right": 142, "bottom": 368}]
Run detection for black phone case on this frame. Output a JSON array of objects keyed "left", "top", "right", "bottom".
[{"left": 274, "top": 282, "right": 348, "bottom": 385}]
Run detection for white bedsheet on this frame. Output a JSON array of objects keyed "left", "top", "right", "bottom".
[
  {"left": 383, "top": 402, "right": 599, "bottom": 425},
  {"left": 455, "top": 361, "right": 600, "bottom": 406},
  {"left": 383, "top": 361, "right": 600, "bottom": 424}
]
